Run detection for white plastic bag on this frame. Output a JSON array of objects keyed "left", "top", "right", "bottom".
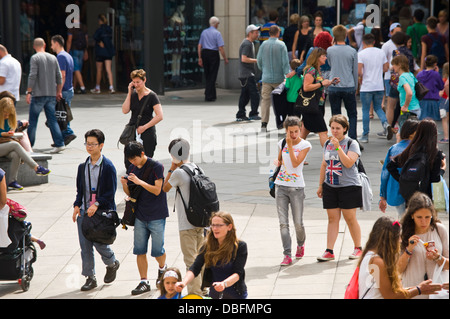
[
  {"left": 0, "top": 204, "right": 12, "bottom": 248},
  {"left": 430, "top": 258, "right": 450, "bottom": 299}
]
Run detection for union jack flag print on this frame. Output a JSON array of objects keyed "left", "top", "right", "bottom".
[{"left": 326, "top": 160, "right": 342, "bottom": 185}]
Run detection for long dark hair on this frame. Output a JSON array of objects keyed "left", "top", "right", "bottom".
[
  {"left": 395, "top": 119, "right": 438, "bottom": 169},
  {"left": 400, "top": 192, "right": 440, "bottom": 250}
]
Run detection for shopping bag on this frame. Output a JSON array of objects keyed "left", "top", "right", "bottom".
[
  {"left": 429, "top": 258, "right": 449, "bottom": 299},
  {"left": 432, "top": 177, "right": 448, "bottom": 212}
]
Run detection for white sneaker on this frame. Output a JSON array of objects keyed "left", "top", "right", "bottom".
[
  {"left": 47, "top": 146, "right": 65, "bottom": 154},
  {"left": 90, "top": 88, "right": 101, "bottom": 94}
]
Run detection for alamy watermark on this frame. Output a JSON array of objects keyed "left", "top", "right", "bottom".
[
  {"left": 365, "top": 4, "right": 381, "bottom": 28},
  {"left": 65, "top": 4, "right": 80, "bottom": 29}
]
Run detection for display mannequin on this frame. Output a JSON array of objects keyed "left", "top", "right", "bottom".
[{"left": 170, "top": 2, "right": 185, "bottom": 87}]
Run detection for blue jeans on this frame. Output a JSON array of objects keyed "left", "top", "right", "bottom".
[
  {"left": 360, "top": 91, "right": 387, "bottom": 137},
  {"left": 62, "top": 89, "right": 75, "bottom": 139},
  {"left": 329, "top": 90, "right": 358, "bottom": 139},
  {"left": 28, "top": 96, "right": 64, "bottom": 147},
  {"left": 76, "top": 208, "right": 117, "bottom": 277},
  {"left": 133, "top": 218, "right": 166, "bottom": 257}
]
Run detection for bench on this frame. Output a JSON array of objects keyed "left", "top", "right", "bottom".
[{"left": 0, "top": 153, "right": 52, "bottom": 186}]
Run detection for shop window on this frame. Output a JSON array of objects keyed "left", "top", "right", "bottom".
[{"left": 163, "top": 0, "right": 213, "bottom": 90}]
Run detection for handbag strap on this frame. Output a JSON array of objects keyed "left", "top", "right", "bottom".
[{"left": 135, "top": 92, "right": 152, "bottom": 128}]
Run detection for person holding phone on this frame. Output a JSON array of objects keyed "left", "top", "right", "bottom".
[{"left": 121, "top": 69, "right": 163, "bottom": 168}]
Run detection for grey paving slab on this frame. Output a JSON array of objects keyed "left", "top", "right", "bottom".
[{"left": 0, "top": 89, "right": 448, "bottom": 300}]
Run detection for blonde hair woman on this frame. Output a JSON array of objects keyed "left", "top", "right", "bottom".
[{"left": 0, "top": 97, "right": 50, "bottom": 190}]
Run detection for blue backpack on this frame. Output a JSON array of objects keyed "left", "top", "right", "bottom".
[{"left": 428, "top": 33, "right": 446, "bottom": 66}]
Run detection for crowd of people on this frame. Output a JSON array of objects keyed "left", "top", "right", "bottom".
[{"left": 0, "top": 9, "right": 449, "bottom": 300}]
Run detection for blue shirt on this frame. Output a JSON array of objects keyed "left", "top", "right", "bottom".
[
  {"left": 257, "top": 37, "right": 290, "bottom": 84},
  {"left": 398, "top": 72, "right": 420, "bottom": 111},
  {"left": 380, "top": 139, "right": 410, "bottom": 206},
  {"left": 57, "top": 50, "right": 74, "bottom": 92},
  {"left": 199, "top": 26, "right": 224, "bottom": 51}
]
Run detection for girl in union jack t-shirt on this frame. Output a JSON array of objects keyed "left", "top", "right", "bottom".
[{"left": 316, "top": 115, "right": 363, "bottom": 262}]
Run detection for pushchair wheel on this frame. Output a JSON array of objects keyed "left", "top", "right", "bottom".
[{"left": 18, "top": 276, "right": 30, "bottom": 292}]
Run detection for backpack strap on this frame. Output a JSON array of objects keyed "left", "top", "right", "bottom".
[{"left": 175, "top": 164, "right": 197, "bottom": 214}]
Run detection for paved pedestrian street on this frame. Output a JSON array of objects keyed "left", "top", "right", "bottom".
[{"left": 1, "top": 89, "right": 448, "bottom": 301}]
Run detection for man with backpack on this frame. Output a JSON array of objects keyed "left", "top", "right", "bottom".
[
  {"left": 163, "top": 138, "right": 219, "bottom": 296},
  {"left": 121, "top": 141, "right": 169, "bottom": 295},
  {"left": 420, "top": 16, "right": 449, "bottom": 73}
]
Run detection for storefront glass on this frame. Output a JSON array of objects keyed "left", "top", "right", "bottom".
[{"left": 163, "top": 0, "right": 213, "bottom": 90}]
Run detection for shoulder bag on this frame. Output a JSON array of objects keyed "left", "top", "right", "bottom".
[
  {"left": 294, "top": 68, "right": 322, "bottom": 115},
  {"left": 121, "top": 159, "right": 155, "bottom": 228},
  {"left": 119, "top": 93, "right": 151, "bottom": 146},
  {"left": 81, "top": 161, "right": 121, "bottom": 245}
]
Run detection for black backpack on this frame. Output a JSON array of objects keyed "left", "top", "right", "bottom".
[
  {"left": 399, "top": 152, "right": 430, "bottom": 202},
  {"left": 176, "top": 164, "right": 219, "bottom": 227}
]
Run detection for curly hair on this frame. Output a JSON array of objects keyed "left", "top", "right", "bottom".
[{"left": 313, "top": 31, "right": 333, "bottom": 50}]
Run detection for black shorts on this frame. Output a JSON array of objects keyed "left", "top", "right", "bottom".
[{"left": 322, "top": 183, "right": 362, "bottom": 209}]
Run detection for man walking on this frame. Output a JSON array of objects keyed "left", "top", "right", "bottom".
[
  {"left": 0, "top": 45, "right": 22, "bottom": 102},
  {"left": 51, "top": 35, "right": 77, "bottom": 146},
  {"left": 163, "top": 138, "right": 205, "bottom": 296},
  {"left": 26, "top": 38, "right": 65, "bottom": 153},
  {"left": 358, "top": 33, "right": 390, "bottom": 143},
  {"left": 121, "top": 141, "right": 168, "bottom": 295},
  {"left": 257, "top": 25, "right": 290, "bottom": 132},
  {"left": 236, "top": 24, "right": 261, "bottom": 122},
  {"left": 72, "top": 129, "right": 120, "bottom": 291},
  {"left": 198, "top": 16, "right": 229, "bottom": 102},
  {"left": 327, "top": 25, "right": 359, "bottom": 141}
]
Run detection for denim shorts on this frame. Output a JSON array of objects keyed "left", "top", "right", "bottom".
[{"left": 133, "top": 217, "right": 166, "bottom": 257}]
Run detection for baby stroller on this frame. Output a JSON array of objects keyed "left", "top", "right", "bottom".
[{"left": 0, "top": 215, "right": 37, "bottom": 292}]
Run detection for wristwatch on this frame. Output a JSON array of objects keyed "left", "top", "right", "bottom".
[
  {"left": 25, "top": 91, "right": 32, "bottom": 95},
  {"left": 94, "top": 201, "right": 100, "bottom": 207},
  {"left": 168, "top": 169, "right": 174, "bottom": 173}
]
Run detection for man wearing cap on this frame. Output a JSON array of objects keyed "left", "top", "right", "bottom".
[
  {"left": 198, "top": 16, "right": 229, "bottom": 102},
  {"left": 382, "top": 22, "right": 402, "bottom": 125},
  {"left": 236, "top": 25, "right": 261, "bottom": 122}
]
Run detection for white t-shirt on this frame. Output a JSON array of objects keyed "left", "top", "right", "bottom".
[
  {"left": 381, "top": 39, "right": 397, "bottom": 80},
  {"left": 0, "top": 54, "right": 22, "bottom": 101},
  {"left": 358, "top": 47, "right": 387, "bottom": 92},
  {"left": 275, "top": 138, "right": 311, "bottom": 188}
]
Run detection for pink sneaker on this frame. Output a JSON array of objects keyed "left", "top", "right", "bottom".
[
  {"left": 280, "top": 255, "right": 292, "bottom": 266},
  {"left": 317, "top": 251, "right": 335, "bottom": 262},
  {"left": 295, "top": 245, "right": 305, "bottom": 259},
  {"left": 349, "top": 247, "right": 363, "bottom": 260}
]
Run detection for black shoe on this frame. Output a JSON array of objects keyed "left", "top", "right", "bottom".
[
  {"left": 64, "top": 134, "right": 77, "bottom": 146},
  {"left": 156, "top": 266, "right": 167, "bottom": 288},
  {"left": 81, "top": 276, "right": 97, "bottom": 291},
  {"left": 131, "top": 281, "right": 151, "bottom": 295},
  {"left": 261, "top": 122, "right": 268, "bottom": 133},
  {"left": 104, "top": 260, "right": 120, "bottom": 284}
]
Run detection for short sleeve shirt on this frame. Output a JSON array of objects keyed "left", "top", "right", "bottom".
[
  {"left": 199, "top": 26, "right": 224, "bottom": 51},
  {"left": 168, "top": 163, "right": 204, "bottom": 231},
  {"left": 129, "top": 91, "right": 160, "bottom": 131},
  {"left": 397, "top": 72, "right": 420, "bottom": 111},
  {"left": 275, "top": 139, "right": 311, "bottom": 188},
  {"left": 127, "top": 158, "right": 168, "bottom": 222},
  {"left": 239, "top": 39, "right": 256, "bottom": 78},
  {"left": 323, "top": 137, "right": 361, "bottom": 187},
  {"left": 56, "top": 51, "right": 74, "bottom": 91}
]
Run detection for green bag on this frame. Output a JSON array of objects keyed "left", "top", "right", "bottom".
[{"left": 432, "top": 179, "right": 446, "bottom": 212}]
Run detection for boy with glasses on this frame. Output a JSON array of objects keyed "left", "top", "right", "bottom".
[{"left": 72, "top": 129, "right": 120, "bottom": 291}]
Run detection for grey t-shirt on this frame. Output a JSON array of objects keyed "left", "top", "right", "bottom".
[
  {"left": 169, "top": 162, "right": 204, "bottom": 231},
  {"left": 323, "top": 137, "right": 361, "bottom": 187},
  {"left": 239, "top": 39, "right": 256, "bottom": 79}
]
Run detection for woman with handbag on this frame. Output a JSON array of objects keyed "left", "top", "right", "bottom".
[
  {"left": 121, "top": 69, "right": 163, "bottom": 168},
  {"left": 297, "top": 47, "right": 338, "bottom": 147},
  {"left": 397, "top": 192, "right": 449, "bottom": 299}
]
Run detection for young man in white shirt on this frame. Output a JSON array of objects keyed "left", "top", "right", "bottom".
[
  {"left": 358, "top": 33, "right": 390, "bottom": 143},
  {"left": 0, "top": 45, "right": 21, "bottom": 102}
]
